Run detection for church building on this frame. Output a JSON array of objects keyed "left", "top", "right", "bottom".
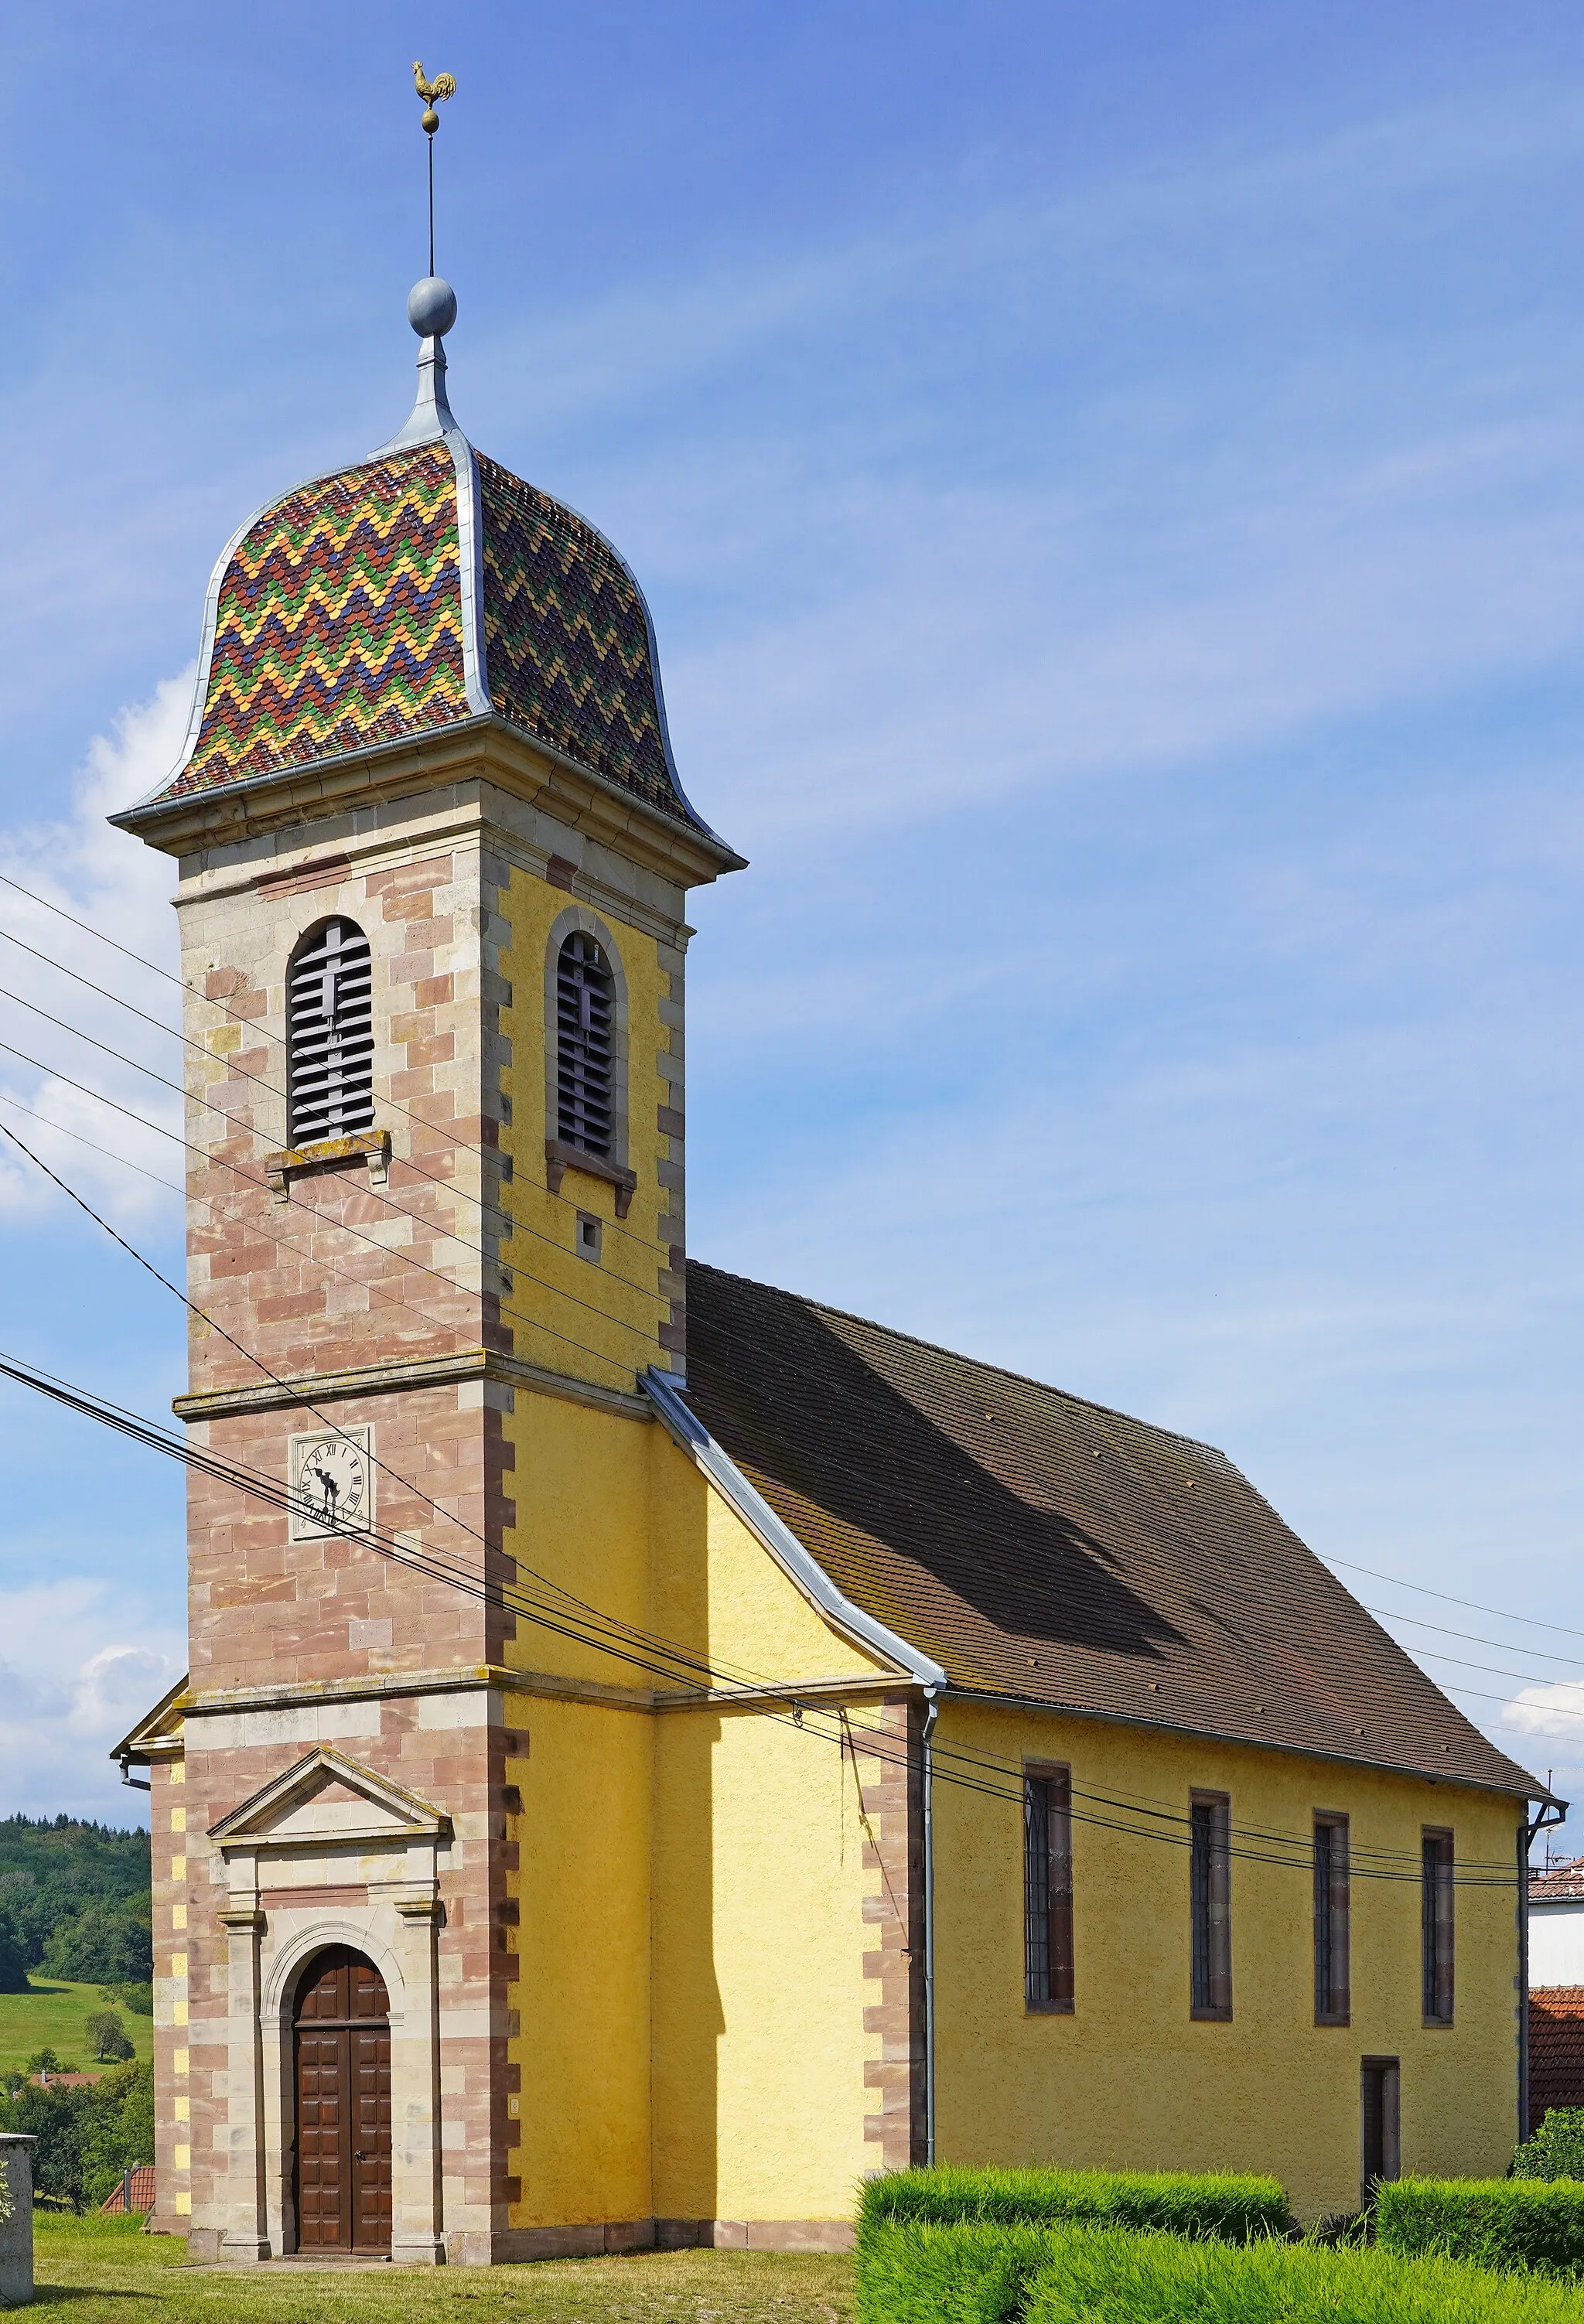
[{"left": 114, "top": 269, "right": 1547, "bottom": 2262}]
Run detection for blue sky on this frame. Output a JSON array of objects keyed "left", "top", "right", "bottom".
[{"left": 4, "top": 1, "right": 1584, "bottom": 1834}]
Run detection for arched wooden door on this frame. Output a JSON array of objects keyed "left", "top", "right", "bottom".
[{"left": 292, "top": 1946, "right": 392, "bottom": 2252}]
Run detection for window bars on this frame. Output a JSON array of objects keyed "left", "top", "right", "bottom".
[
  {"left": 1313, "top": 1814, "right": 1351, "bottom": 2025},
  {"left": 556, "top": 931, "right": 615, "bottom": 1155},
  {"left": 1023, "top": 1767, "right": 1074, "bottom": 2010},
  {"left": 288, "top": 919, "right": 375, "bottom": 1144},
  {"left": 1422, "top": 1829, "right": 1455, "bottom": 2023},
  {"left": 1190, "top": 1793, "right": 1232, "bottom": 2018}
]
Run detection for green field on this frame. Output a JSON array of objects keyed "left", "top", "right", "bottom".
[
  {"left": 0, "top": 1976, "right": 153, "bottom": 2077},
  {"left": 27, "top": 2217, "right": 855, "bottom": 2323}
]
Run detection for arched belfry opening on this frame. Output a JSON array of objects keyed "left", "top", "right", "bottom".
[{"left": 292, "top": 1946, "right": 392, "bottom": 2254}]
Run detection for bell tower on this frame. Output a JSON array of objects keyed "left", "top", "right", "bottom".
[{"left": 114, "top": 270, "right": 742, "bottom": 2261}]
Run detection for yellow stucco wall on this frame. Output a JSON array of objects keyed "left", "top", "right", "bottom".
[
  {"left": 934, "top": 1700, "right": 1524, "bottom": 2222},
  {"left": 494, "top": 862, "right": 673, "bottom": 1393},
  {"left": 501, "top": 1383, "right": 891, "bottom": 2231}
]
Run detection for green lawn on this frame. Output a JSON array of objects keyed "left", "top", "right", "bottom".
[
  {"left": 0, "top": 1978, "right": 153, "bottom": 2077},
  {"left": 25, "top": 2217, "right": 855, "bottom": 2322}
]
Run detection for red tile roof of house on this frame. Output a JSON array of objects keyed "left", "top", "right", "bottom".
[
  {"left": 1529, "top": 1986, "right": 1584, "bottom": 2133},
  {"left": 1534, "top": 1859, "right": 1584, "bottom": 1903},
  {"left": 99, "top": 2164, "right": 155, "bottom": 2215}
]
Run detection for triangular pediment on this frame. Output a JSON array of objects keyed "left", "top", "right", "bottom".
[{"left": 210, "top": 1746, "right": 449, "bottom": 1851}]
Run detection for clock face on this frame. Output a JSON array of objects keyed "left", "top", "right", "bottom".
[{"left": 289, "top": 1425, "right": 373, "bottom": 1541}]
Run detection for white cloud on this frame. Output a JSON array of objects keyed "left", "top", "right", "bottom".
[
  {"left": 0, "top": 1581, "right": 181, "bottom": 1820},
  {"left": 0, "top": 671, "right": 193, "bottom": 1223},
  {"left": 1500, "top": 1684, "right": 1584, "bottom": 1744}
]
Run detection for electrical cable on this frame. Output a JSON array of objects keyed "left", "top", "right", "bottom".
[
  {"left": 0, "top": 1104, "right": 1550, "bottom": 1878},
  {"left": 0, "top": 1032, "right": 665, "bottom": 1384},
  {"left": 0, "top": 978, "right": 664, "bottom": 1357},
  {"left": 0, "top": 1101, "right": 1552, "bottom": 1870},
  {"left": 0, "top": 920, "right": 669, "bottom": 1288},
  {"left": 0, "top": 1341, "right": 1519, "bottom": 1889},
  {"left": 0, "top": 873, "right": 666, "bottom": 1263}
]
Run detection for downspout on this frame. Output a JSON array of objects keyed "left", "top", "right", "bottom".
[
  {"left": 1520, "top": 1816, "right": 1531, "bottom": 2146},
  {"left": 1521, "top": 1798, "right": 1568, "bottom": 2143},
  {"left": 922, "top": 1688, "right": 939, "bottom": 2168}
]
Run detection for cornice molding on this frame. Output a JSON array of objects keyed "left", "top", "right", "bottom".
[
  {"left": 173, "top": 1344, "right": 652, "bottom": 1424},
  {"left": 113, "top": 715, "right": 743, "bottom": 889}
]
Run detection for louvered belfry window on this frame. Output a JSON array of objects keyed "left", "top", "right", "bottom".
[
  {"left": 288, "top": 918, "right": 375, "bottom": 1145},
  {"left": 556, "top": 932, "right": 615, "bottom": 1155}
]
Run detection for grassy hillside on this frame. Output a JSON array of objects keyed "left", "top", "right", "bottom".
[{"left": 0, "top": 1977, "right": 153, "bottom": 2077}]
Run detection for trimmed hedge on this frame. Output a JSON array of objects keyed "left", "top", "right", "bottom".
[
  {"left": 1514, "top": 2109, "right": 1584, "bottom": 2184},
  {"left": 858, "top": 2164, "right": 1290, "bottom": 2244},
  {"left": 1377, "top": 2176, "right": 1584, "bottom": 2276},
  {"left": 858, "top": 2219, "right": 1584, "bottom": 2324},
  {"left": 855, "top": 2221, "right": 1065, "bottom": 2324},
  {"left": 1022, "top": 2222, "right": 1584, "bottom": 2321}
]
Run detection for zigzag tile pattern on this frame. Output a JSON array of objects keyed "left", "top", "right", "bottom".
[
  {"left": 477, "top": 455, "right": 689, "bottom": 822},
  {"left": 165, "top": 445, "right": 469, "bottom": 797}
]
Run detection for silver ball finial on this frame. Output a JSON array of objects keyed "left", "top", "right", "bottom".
[{"left": 407, "top": 276, "right": 457, "bottom": 338}]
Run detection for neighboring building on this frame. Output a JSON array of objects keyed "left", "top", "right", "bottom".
[
  {"left": 1531, "top": 1858, "right": 1584, "bottom": 1986},
  {"left": 1528, "top": 1986, "right": 1584, "bottom": 2131},
  {"left": 101, "top": 2165, "right": 158, "bottom": 2215},
  {"left": 113, "top": 275, "right": 1550, "bottom": 2262},
  {"left": 1525, "top": 1861, "right": 1584, "bottom": 2132}
]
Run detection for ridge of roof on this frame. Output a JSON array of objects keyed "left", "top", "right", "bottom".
[
  {"left": 688, "top": 1260, "right": 1232, "bottom": 1469},
  {"left": 681, "top": 1261, "right": 1548, "bottom": 1803}
]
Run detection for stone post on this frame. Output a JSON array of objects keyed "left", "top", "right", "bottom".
[
  {"left": 219, "top": 1898, "right": 270, "bottom": 2261},
  {"left": 0, "top": 2135, "right": 34, "bottom": 2308},
  {"left": 391, "top": 1892, "right": 445, "bottom": 2264}
]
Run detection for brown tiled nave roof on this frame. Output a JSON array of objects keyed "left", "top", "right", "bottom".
[{"left": 683, "top": 1264, "right": 1542, "bottom": 1800}]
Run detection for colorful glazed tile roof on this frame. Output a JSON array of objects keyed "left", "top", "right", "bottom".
[
  {"left": 147, "top": 435, "right": 701, "bottom": 831},
  {"left": 168, "top": 445, "right": 469, "bottom": 797},
  {"left": 477, "top": 454, "right": 678, "bottom": 818}
]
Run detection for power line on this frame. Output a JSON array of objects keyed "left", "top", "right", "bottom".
[
  {"left": 0, "top": 1344, "right": 1518, "bottom": 1889},
  {"left": 0, "top": 1032, "right": 661, "bottom": 1384},
  {"left": 0, "top": 872, "right": 666, "bottom": 1264},
  {"left": 0, "top": 978, "right": 665, "bottom": 1358},
  {"left": 0, "top": 1100, "right": 1550, "bottom": 1874},
  {"left": 0, "top": 1118, "right": 726, "bottom": 1692},
  {"left": 1326, "top": 1554, "right": 1584, "bottom": 1643}
]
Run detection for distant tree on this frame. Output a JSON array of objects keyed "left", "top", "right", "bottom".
[
  {"left": 25, "top": 2048, "right": 70, "bottom": 2077},
  {"left": 84, "top": 2010, "right": 134, "bottom": 2063},
  {"left": 99, "top": 1980, "right": 153, "bottom": 2017},
  {"left": 41, "top": 1900, "right": 152, "bottom": 1985},
  {"left": 0, "top": 2058, "right": 153, "bottom": 2213},
  {"left": 0, "top": 1907, "right": 27, "bottom": 1995}
]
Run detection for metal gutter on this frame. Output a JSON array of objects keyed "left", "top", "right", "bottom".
[{"left": 641, "top": 1367, "right": 946, "bottom": 1689}]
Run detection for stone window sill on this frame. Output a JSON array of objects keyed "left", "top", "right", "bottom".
[
  {"left": 545, "top": 1138, "right": 637, "bottom": 1218},
  {"left": 265, "top": 1129, "right": 391, "bottom": 1203}
]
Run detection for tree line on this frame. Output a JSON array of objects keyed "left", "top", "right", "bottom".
[{"left": 0, "top": 1815, "right": 152, "bottom": 2001}]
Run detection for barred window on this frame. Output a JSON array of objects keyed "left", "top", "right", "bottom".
[
  {"left": 1190, "top": 1792, "right": 1232, "bottom": 2019},
  {"left": 287, "top": 918, "right": 374, "bottom": 1144},
  {"left": 556, "top": 932, "right": 614, "bottom": 1155},
  {"left": 1422, "top": 1829, "right": 1454, "bottom": 2023},
  {"left": 1314, "top": 1814, "right": 1350, "bottom": 2025},
  {"left": 1023, "top": 1766, "right": 1074, "bottom": 2011}
]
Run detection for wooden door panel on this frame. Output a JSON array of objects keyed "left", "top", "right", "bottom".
[
  {"left": 295, "top": 2029, "right": 349, "bottom": 2248},
  {"left": 292, "top": 1949, "right": 392, "bottom": 2254},
  {"left": 352, "top": 2026, "right": 394, "bottom": 2247}
]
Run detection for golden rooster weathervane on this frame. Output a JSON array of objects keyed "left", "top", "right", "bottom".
[
  {"left": 412, "top": 62, "right": 456, "bottom": 136},
  {"left": 411, "top": 63, "right": 457, "bottom": 279}
]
